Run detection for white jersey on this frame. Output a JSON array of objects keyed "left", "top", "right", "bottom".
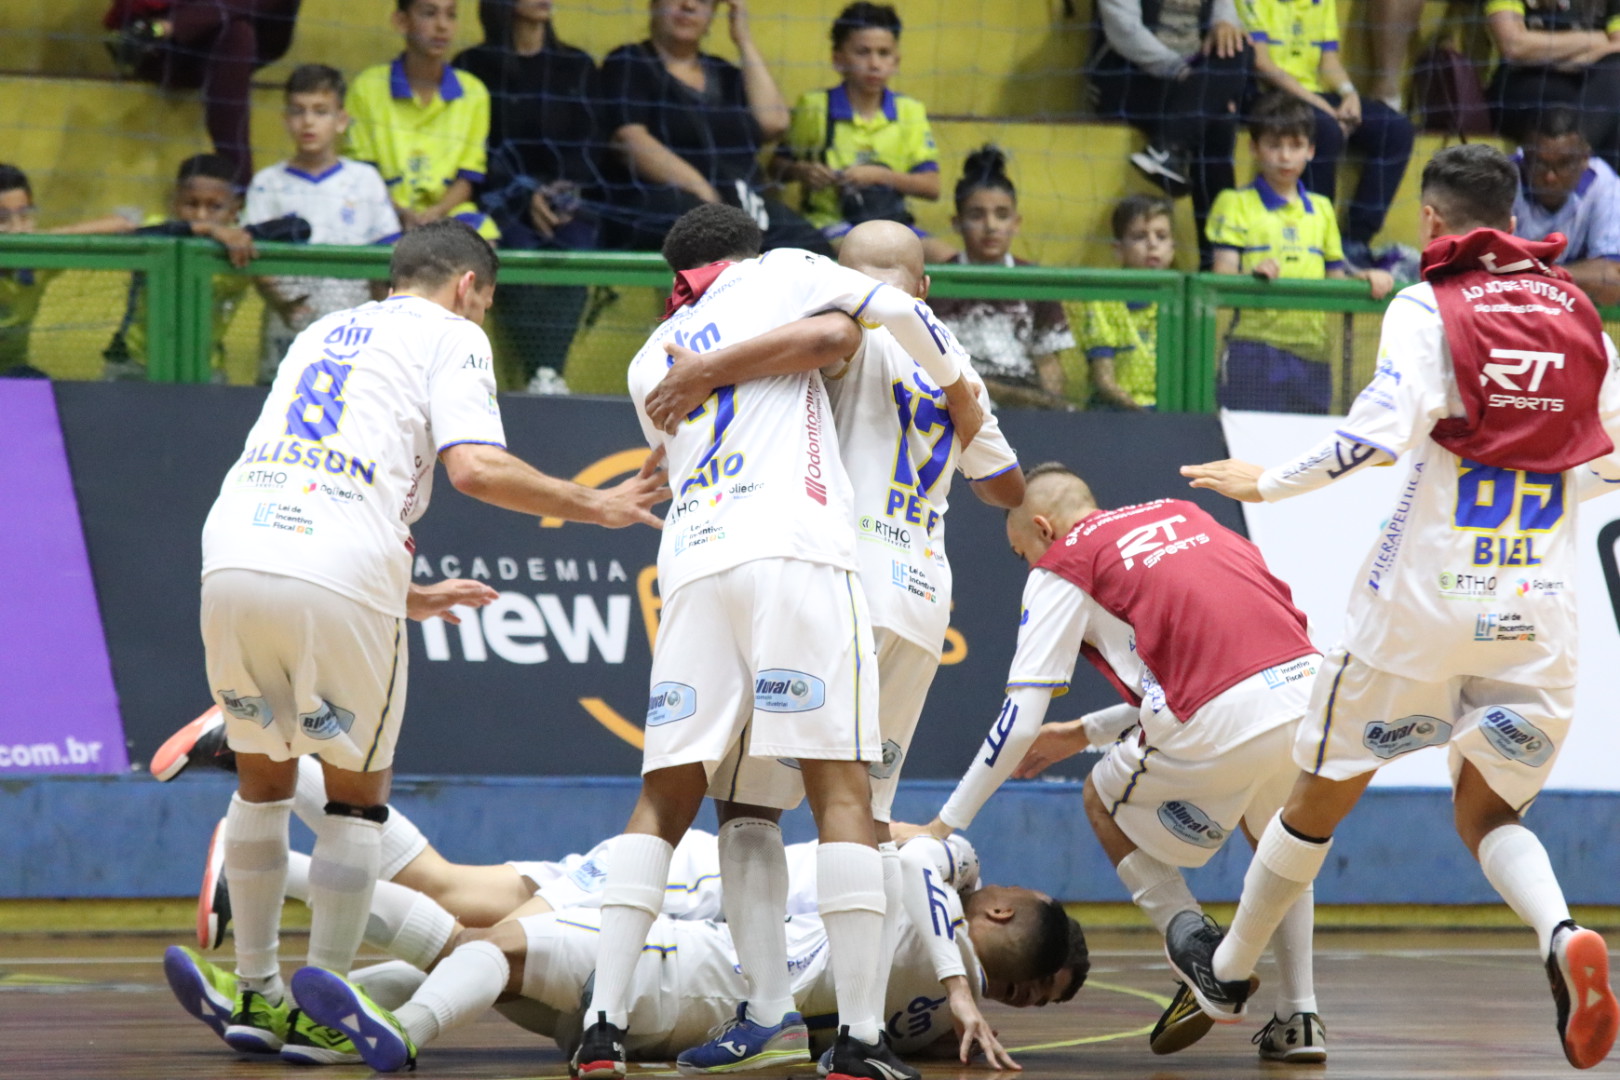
[
  {"left": 826, "top": 328, "right": 1019, "bottom": 652},
  {"left": 628, "top": 249, "right": 974, "bottom": 598},
  {"left": 243, "top": 158, "right": 401, "bottom": 318},
  {"left": 202, "top": 295, "right": 505, "bottom": 618},
  {"left": 1259, "top": 282, "right": 1620, "bottom": 687}
]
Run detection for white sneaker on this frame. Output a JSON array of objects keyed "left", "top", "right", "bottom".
[
  {"left": 1254, "top": 1011, "right": 1327, "bottom": 1063},
  {"left": 525, "top": 366, "right": 570, "bottom": 395}
]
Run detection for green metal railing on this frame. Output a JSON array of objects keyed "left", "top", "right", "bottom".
[{"left": 8, "top": 236, "right": 1619, "bottom": 410}]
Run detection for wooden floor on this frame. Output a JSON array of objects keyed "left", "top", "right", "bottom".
[{"left": 0, "top": 929, "right": 1599, "bottom": 1079}]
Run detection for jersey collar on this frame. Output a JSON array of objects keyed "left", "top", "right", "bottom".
[
  {"left": 1252, "top": 175, "right": 1313, "bottom": 213},
  {"left": 389, "top": 55, "right": 466, "bottom": 102},
  {"left": 826, "top": 84, "right": 899, "bottom": 123},
  {"left": 283, "top": 161, "right": 344, "bottom": 184}
]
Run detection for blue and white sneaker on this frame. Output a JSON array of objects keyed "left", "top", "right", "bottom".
[
  {"left": 675, "top": 1002, "right": 811, "bottom": 1074},
  {"left": 291, "top": 966, "right": 417, "bottom": 1073},
  {"left": 162, "top": 945, "right": 239, "bottom": 1046}
]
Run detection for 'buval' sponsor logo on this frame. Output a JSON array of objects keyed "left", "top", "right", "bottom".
[{"left": 1362, "top": 715, "right": 1452, "bottom": 759}]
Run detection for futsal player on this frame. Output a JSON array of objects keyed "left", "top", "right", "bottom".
[
  {"left": 188, "top": 220, "right": 667, "bottom": 1063},
  {"left": 1177, "top": 143, "right": 1620, "bottom": 1070},
  {"left": 905, "top": 463, "right": 1330, "bottom": 1061}
]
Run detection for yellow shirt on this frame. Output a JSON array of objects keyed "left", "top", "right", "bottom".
[
  {"left": 0, "top": 267, "right": 61, "bottom": 368},
  {"left": 1206, "top": 177, "right": 1345, "bottom": 362},
  {"left": 779, "top": 85, "right": 938, "bottom": 231},
  {"left": 1077, "top": 299, "right": 1157, "bottom": 407},
  {"left": 346, "top": 57, "right": 499, "bottom": 240},
  {"left": 1238, "top": 0, "right": 1340, "bottom": 93}
]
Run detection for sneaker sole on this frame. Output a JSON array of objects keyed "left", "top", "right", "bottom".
[
  {"left": 162, "top": 946, "right": 235, "bottom": 1046},
  {"left": 677, "top": 1046, "right": 814, "bottom": 1074},
  {"left": 1559, "top": 929, "right": 1619, "bottom": 1069},
  {"left": 1261, "top": 1045, "right": 1328, "bottom": 1064},
  {"left": 1150, "top": 992, "right": 1214, "bottom": 1055},
  {"left": 150, "top": 707, "right": 223, "bottom": 782},
  {"left": 291, "top": 968, "right": 413, "bottom": 1073},
  {"left": 198, "top": 818, "right": 227, "bottom": 951},
  {"left": 280, "top": 1043, "right": 363, "bottom": 1067},
  {"left": 223, "top": 1023, "right": 285, "bottom": 1054},
  {"left": 1163, "top": 946, "right": 1251, "bottom": 1023},
  {"left": 575, "top": 1061, "right": 628, "bottom": 1079}
]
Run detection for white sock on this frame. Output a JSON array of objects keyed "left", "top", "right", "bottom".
[
  {"left": 718, "top": 818, "right": 796, "bottom": 1025},
  {"left": 1270, "top": 885, "right": 1318, "bottom": 1017},
  {"left": 1213, "top": 814, "right": 1330, "bottom": 984},
  {"left": 291, "top": 757, "right": 327, "bottom": 831},
  {"left": 225, "top": 793, "right": 292, "bottom": 999},
  {"left": 379, "top": 802, "right": 429, "bottom": 881},
  {"left": 585, "top": 833, "right": 672, "bottom": 1029},
  {"left": 305, "top": 813, "right": 382, "bottom": 976},
  {"left": 366, "top": 881, "right": 459, "bottom": 970},
  {"left": 285, "top": 850, "right": 311, "bottom": 903},
  {"left": 817, "top": 842, "right": 886, "bottom": 1045},
  {"left": 1116, "top": 850, "right": 1200, "bottom": 934},
  {"left": 352, "top": 960, "right": 428, "bottom": 1010},
  {"left": 873, "top": 843, "right": 902, "bottom": 1015},
  {"left": 394, "top": 939, "right": 509, "bottom": 1048},
  {"left": 1478, "top": 823, "right": 1571, "bottom": 956}
]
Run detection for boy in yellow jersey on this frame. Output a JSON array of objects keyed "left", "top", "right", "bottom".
[
  {"left": 1207, "top": 94, "right": 1392, "bottom": 414},
  {"left": 347, "top": 0, "right": 498, "bottom": 241},
  {"left": 772, "top": 2, "right": 938, "bottom": 242},
  {"left": 1238, "top": 0, "right": 1414, "bottom": 264},
  {"left": 1080, "top": 194, "right": 1174, "bottom": 411}
]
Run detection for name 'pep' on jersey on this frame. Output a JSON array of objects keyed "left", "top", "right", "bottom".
[
  {"left": 628, "top": 249, "right": 975, "bottom": 598},
  {"left": 202, "top": 295, "right": 506, "bottom": 617}
]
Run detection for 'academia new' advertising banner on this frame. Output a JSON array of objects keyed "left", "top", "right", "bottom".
[
  {"left": 27, "top": 382, "right": 1242, "bottom": 778},
  {"left": 1223, "top": 410, "right": 1620, "bottom": 792}
]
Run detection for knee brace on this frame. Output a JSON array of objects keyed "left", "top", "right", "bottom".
[{"left": 324, "top": 800, "right": 390, "bottom": 824}]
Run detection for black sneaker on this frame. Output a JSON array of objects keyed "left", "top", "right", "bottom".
[
  {"left": 197, "top": 818, "right": 231, "bottom": 950},
  {"left": 571, "top": 1011, "right": 627, "bottom": 1079},
  {"left": 1164, "top": 911, "right": 1253, "bottom": 1021},
  {"left": 1547, "top": 919, "right": 1618, "bottom": 1069},
  {"left": 1150, "top": 974, "right": 1262, "bottom": 1054},
  {"left": 822, "top": 1026, "right": 919, "bottom": 1080},
  {"left": 150, "top": 706, "right": 237, "bottom": 781},
  {"left": 1129, "top": 144, "right": 1191, "bottom": 198}
]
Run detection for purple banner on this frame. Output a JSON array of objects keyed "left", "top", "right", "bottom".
[{"left": 0, "top": 381, "right": 127, "bottom": 773}]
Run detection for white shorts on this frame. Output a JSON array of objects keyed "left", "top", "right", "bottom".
[
  {"left": 708, "top": 628, "right": 938, "bottom": 820},
  {"left": 1298, "top": 648, "right": 1572, "bottom": 813},
  {"left": 201, "top": 569, "right": 407, "bottom": 772},
  {"left": 1091, "top": 722, "right": 1298, "bottom": 867},
  {"left": 644, "top": 559, "right": 880, "bottom": 779},
  {"left": 515, "top": 910, "right": 746, "bottom": 1059},
  {"left": 515, "top": 831, "right": 727, "bottom": 921}
]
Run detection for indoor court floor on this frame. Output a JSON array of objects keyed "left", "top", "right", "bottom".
[{"left": 1, "top": 928, "right": 1601, "bottom": 1080}]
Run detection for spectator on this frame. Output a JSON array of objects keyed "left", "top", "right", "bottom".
[
  {"left": 455, "top": 0, "right": 603, "bottom": 390},
  {"left": 102, "top": 154, "right": 310, "bottom": 382},
  {"left": 930, "top": 147, "right": 1076, "bottom": 411},
  {"left": 244, "top": 65, "right": 401, "bottom": 384},
  {"left": 1238, "top": 0, "right": 1415, "bottom": 266},
  {"left": 347, "top": 0, "right": 498, "bottom": 240},
  {"left": 771, "top": 2, "right": 940, "bottom": 243},
  {"left": 1079, "top": 194, "right": 1174, "bottom": 411},
  {"left": 1086, "top": 0, "right": 1251, "bottom": 265},
  {"left": 1366, "top": 0, "right": 1424, "bottom": 111},
  {"left": 1512, "top": 107, "right": 1620, "bottom": 305},
  {"left": 0, "top": 166, "right": 64, "bottom": 375},
  {"left": 597, "top": 0, "right": 830, "bottom": 254},
  {"left": 1207, "top": 94, "right": 1392, "bottom": 414},
  {"left": 103, "top": 0, "right": 302, "bottom": 188},
  {"left": 1485, "top": 0, "right": 1620, "bottom": 173}
]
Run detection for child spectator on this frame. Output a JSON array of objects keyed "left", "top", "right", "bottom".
[
  {"left": 930, "top": 146, "right": 1076, "bottom": 410},
  {"left": 245, "top": 65, "right": 401, "bottom": 384},
  {"left": 1512, "top": 106, "right": 1620, "bottom": 306},
  {"left": 347, "top": 0, "right": 498, "bottom": 240},
  {"left": 1207, "top": 94, "right": 1392, "bottom": 414},
  {"left": 103, "top": 154, "right": 310, "bottom": 382},
  {"left": 1239, "top": 0, "right": 1414, "bottom": 266},
  {"left": 772, "top": 2, "right": 939, "bottom": 242},
  {"left": 1079, "top": 194, "right": 1174, "bottom": 411}
]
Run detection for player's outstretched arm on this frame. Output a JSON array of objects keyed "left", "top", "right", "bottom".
[
  {"left": 643, "top": 312, "right": 860, "bottom": 433},
  {"left": 406, "top": 579, "right": 500, "bottom": 623},
  {"left": 944, "top": 977, "right": 1020, "bottom": 1070},
  {"left": 441, "top": 443, "right": 669, "bottom": 528},
  {"left": 1180, "top": 458, "right": 1265, "bottom": 502}
]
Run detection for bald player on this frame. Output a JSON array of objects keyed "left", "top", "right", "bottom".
[
  {"left": 644, "top": 219, "right": 1028, "bottom": 1073},
  {"left": 904, "top": 463, "right": 1333, "bottom": 1063}
]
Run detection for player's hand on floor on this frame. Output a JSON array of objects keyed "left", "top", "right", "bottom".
[
  {"left": 595, "top": 445, "right": 671, "bottom": 528},
  {"left": 948, "top": 989, "right": 1020, "bottom": 1071},
  {"left": 1181, "top": 459, "right": 1265, "bottom": 502},
  {"left": 647, "top": 343, "right": 719, "bottom": 433},
  {"left": 406, "top": 579, "right": 500, "bottom": 623},
  {"left": 1012, "top": 720, "right": 1088, "bottom": 779}
]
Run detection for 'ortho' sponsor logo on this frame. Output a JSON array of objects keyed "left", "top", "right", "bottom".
[
  {"left": 645, "top": 682, "right": 697, "bottom": 727},
  {"left": 754, "top": 669, "right": 826, "bottom": 713},
  {"left": 1156, "top": 801, "right": 1226, "bottom": 849},
  {"left": 1479, "top": 707, "right": 1554, "bottom": 767},
  {"left": 1362, "top": 715, "right": 1452, "bottom": 759}
]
